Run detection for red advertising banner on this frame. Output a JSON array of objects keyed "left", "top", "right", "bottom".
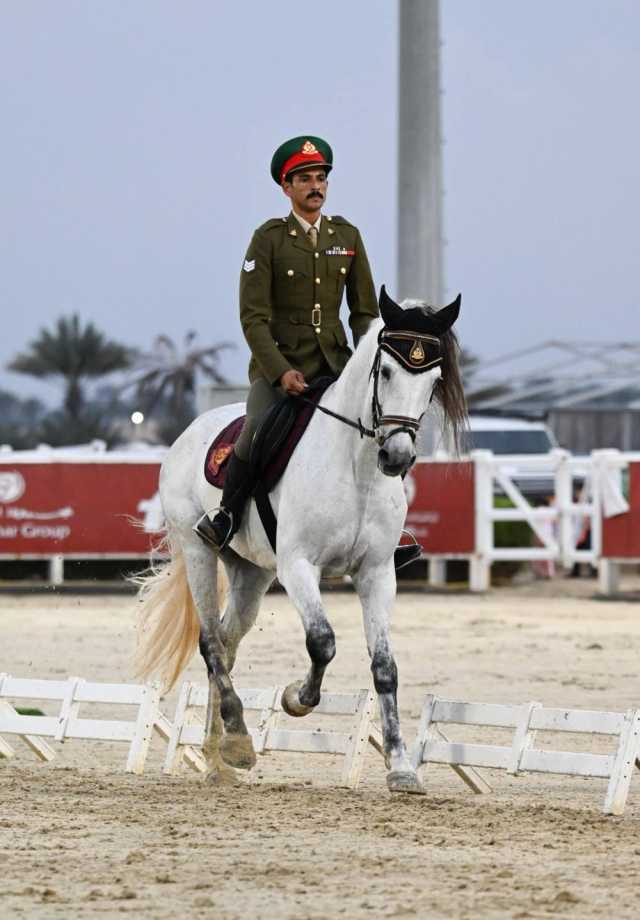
[
  {"left": 404, "top": 461, "right": 475, "bottom": 553},
  {"left": 602, "top": 463, "right": 640, "bottom": 558},
  {"left": 0, "top": 457, "right": 476, "bottom": 559},
  {"left": 0, "top": 461, "right": 163, "bottom": 557}
]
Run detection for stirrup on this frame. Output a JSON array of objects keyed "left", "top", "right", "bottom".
[{"left": 193, "top": 509, "right": 234, "bottom": 551}]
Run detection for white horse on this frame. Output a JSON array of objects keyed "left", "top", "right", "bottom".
[{"left": 135, "top": 287, "right": 466, "bottom": 793}]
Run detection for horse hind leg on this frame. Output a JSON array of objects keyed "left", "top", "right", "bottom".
[
  {"left": 278, "top": 558, "right": 336, "bottom": 716},
  {"left": 218, "top": 547, "right": 274, "bottom": 673},
  {"left": 201, "top": 680, "right": 238, "bottom": 786},
  {"left": 182, "top": 538, "right": 256, "bottom": 772}
]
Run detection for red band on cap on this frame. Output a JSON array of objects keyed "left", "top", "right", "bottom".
[{"left": 281, "top": 151, "right": 327, "bottom": 184}]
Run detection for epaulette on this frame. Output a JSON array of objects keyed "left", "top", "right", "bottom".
[
  {"left": 328, "top": 215, "right": 355, "bottom": 227},
  {"left": 257, "top": 217, "right": 288, "bottom": 232}
]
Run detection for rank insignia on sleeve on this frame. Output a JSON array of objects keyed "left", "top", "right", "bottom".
[{"left": 243, "top": 259, "right": 255, "bottom": 272}]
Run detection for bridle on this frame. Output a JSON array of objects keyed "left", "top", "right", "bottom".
[{"left": 301, "top": 328, "right": 443, "bottom": 446}]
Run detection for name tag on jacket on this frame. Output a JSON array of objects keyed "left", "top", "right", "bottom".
[{"left": 325, "top": 247, "right": 354, "bottom": 256}]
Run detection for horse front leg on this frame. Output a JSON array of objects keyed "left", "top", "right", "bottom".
[
  {"left": 278, "top": 558, "right": 336, "bottom": 716},
  {"left": 353, "top": 561, "right": 425, "bottom": 795}
]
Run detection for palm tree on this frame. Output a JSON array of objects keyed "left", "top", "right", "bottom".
[
  {"left": 8, "top": 314, "right": 133, "bottom": 420},
  {"left": 127, "top": 331, "right": 235, "bottom": 419}
]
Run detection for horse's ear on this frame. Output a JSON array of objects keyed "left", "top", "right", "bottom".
[
  {"left": 429, "top": 294, "right": 461, "bottom": 335},
  {"left": 379, "top": 285, "right": 405, "bottom": 329}
]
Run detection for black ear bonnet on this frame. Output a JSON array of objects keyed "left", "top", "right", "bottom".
[{"left": 377, "top": 285, "right": 461, "bottom": 374}]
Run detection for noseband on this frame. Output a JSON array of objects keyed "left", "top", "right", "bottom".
[{"left": 302, "top": 328, "right": 443, "bottom": 445}]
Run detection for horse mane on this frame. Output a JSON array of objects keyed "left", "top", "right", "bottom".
[{"left": 400, "top": 299, "right": 468, "bottom": 452}]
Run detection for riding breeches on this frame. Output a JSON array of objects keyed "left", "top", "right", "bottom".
[
  {"left": 235, "top": 360, "right": 335, "bottom": 461},
  {"left": 233, "top": 378, "right": 283, "bottom": 461}
]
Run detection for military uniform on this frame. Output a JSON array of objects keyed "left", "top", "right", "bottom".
[
  {"left": 240, "top": 212, "right": 378, "bottom": 385},
  {"left": 196, "top": 134, "right": 380, "bottom": 551}
]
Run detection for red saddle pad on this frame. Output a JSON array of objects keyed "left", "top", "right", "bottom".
[
  {"left": 204, "top": 415, "right": 245, "bottom": 489},
  {"left": 203, "top": 383, "right": 330, "bottom": 492}
]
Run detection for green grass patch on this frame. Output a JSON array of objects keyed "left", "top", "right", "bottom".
[
  {"left": 493, "top": 495, "right": 534, "bottom": 548},
  {"left": 15, "top": 707, "right": 45, "bottom": 716}
]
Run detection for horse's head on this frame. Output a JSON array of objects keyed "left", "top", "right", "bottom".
[{"left": 373, "top": 285, "right": 467, "bottom": 477}]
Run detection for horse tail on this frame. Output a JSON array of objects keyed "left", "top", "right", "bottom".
[{"left": 132, "top": 533, "right": 228, "bottom": 691}]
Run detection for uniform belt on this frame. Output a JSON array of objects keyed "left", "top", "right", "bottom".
[{"left": 286, "top": 312, "right": 340, "bottom": 329}]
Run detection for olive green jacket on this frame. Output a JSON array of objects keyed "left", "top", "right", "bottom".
[{"left": 239, "top": 212, "right": 379, "bottom": 384}]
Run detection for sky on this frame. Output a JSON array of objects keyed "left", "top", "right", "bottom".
[{"left": 2, "top": 0, "right": 639, "bottom": 406}]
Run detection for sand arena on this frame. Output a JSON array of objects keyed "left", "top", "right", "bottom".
[{"left": 1, "top": 578, "right": 639, "bottom": 919}]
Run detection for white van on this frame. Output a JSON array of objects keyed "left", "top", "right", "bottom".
[
  {"left": 418, "top": 414, "right": 558, "bottom": 498},
  {"left": 461, "top": 416, "right": 557, "bottom": 455}
]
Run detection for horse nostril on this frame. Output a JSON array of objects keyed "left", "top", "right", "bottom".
[{"left": 379, "top": 448, "right": 390, "bottom": 465}]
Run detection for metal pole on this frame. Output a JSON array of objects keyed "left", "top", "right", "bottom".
[{"left": 397, "top": 0, "right": 444, "bottom": 306}]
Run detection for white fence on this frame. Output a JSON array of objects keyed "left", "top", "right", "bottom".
[
  {"left": 164, "top": 682, "right": 379, "bottom": 789},
  {"left": 0, "top": 673, "right": 168, "bottom": 773},
  {"left": 463, "top": 448, "right": 628, "bottom": 592},
  {"left": 3, "top": 675, "right": 639, "bottom": 813},
  {"left": 412, "top": 694, "right": 640, "bottom": 816}
]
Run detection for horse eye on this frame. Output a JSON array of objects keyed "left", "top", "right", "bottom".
[{"left": 381, "top": 366, "right": 392, "bottom": 381}]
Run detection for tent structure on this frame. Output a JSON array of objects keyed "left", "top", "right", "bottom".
[{"left": 466, "top": 341, "right": 640, "bottom": 452}]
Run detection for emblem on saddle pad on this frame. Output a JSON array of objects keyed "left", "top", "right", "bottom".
[{"left": 208, "top": 444, "right": 234, "bottom": 477}]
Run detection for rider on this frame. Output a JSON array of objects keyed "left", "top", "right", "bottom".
[{"left": 195, "top": 135, "right": 379, "bottom": 551}]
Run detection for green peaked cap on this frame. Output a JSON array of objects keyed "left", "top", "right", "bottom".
[{"left": 270, "top": 136, "right": 333, "bottom": 185}]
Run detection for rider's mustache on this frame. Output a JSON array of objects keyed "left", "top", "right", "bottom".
[{"left": 307, "top": 191, "right": 324, "bottom": 200}]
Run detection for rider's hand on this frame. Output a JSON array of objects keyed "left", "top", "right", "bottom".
[{"left": 280, "top": 369, "right": 307, "bottom": 395}]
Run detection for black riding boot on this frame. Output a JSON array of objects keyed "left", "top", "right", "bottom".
[
  {"left": 394, "top": 543, "right": 422, "bottom": 571},
  {"left": 194, "top": 454, "right": 252, "bottom": 551}
]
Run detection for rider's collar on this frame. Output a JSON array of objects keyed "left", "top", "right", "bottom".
[
  {"left": 378, "top": 329, "right": 442, "bottom": 374},
  {"left": 290, "top": 210, "right": 321, "bottom": 235}
]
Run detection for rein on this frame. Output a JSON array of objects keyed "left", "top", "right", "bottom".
[
  {"left": 300, "top": 328, "right": 442, "bottom": 446},
  {"left": 299, "top": 396, "right": 377, "bottom": 440}
]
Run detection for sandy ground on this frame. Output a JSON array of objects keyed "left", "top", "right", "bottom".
[{"left": 1, "top": 577, "right": 640, "bottom": 919}]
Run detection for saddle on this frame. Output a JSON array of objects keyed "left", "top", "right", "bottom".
[{"left": 204, "top": 377, "right": 336, "bottom": 549}]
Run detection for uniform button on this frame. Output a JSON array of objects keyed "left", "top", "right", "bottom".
[
  {"left": 314, "top": 252, "right": 319, "bottom": 259},
  {"left": 287, "top": 269, "right": 294, "bottom": 277},
  {"left": 314, "top": 303, "right": 321, "bottom": 308},
  {"left": 340, "top": 267, "right": 347, "bottom": 275},
  {"left": 315, "top": 277, "right": 320, "bottom": 284},
  {"left": 315, "top": 328, "right": 321, "bottom": 334}
]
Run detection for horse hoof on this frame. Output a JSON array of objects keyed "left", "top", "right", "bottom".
[
  {"left": 220, "top": 733, "right": 256, "bottom": 770},
  {"left": 281, "top": 681, "right": 315, "bottom": 717},
  {"left": 386, "top": 771, "right": 426, "bottom": 795},
  {"left": 205, "top": 766, "right": 241, "bottom": 787}
]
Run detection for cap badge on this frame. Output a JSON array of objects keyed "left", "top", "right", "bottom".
[
  {"left": 302, "top": 140, "right": 318, "bottom": 155},
  {"left": 410, "top": 340, "right": 425, "bottom": 364}
]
